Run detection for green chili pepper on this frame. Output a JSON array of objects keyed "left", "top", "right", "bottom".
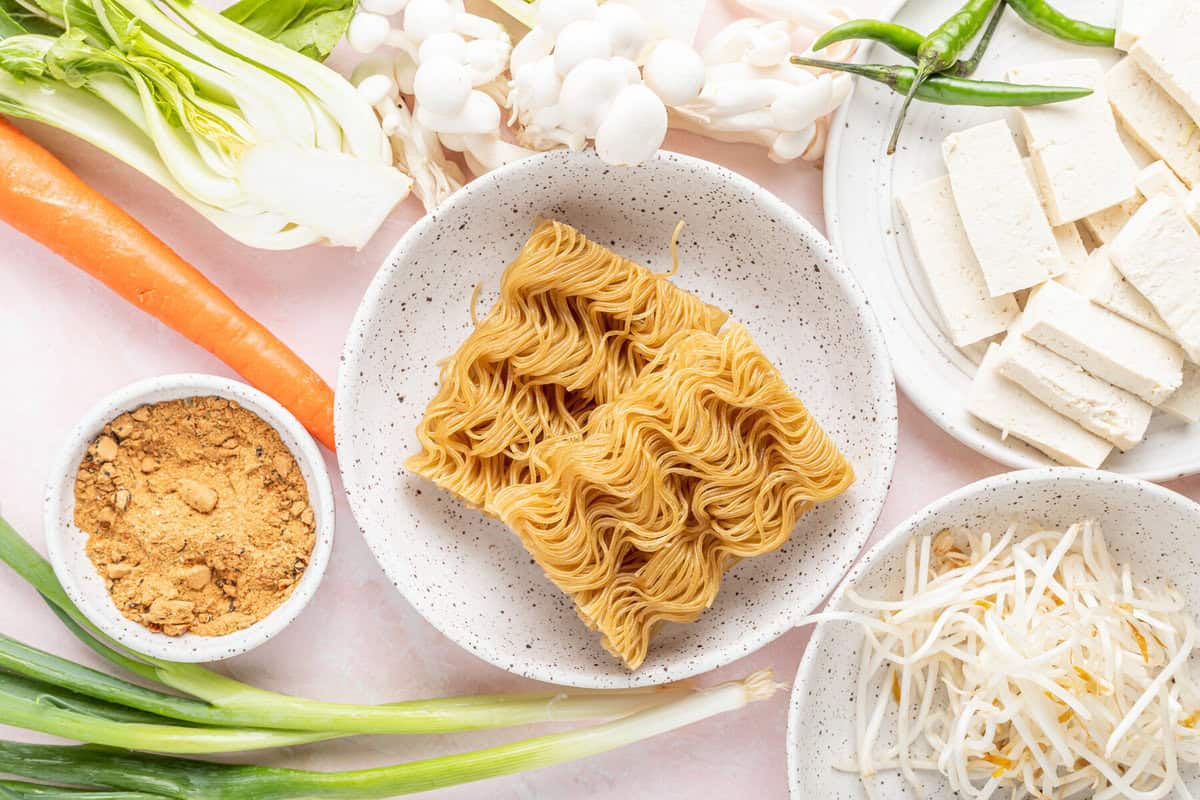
[
  {"left": 891, "top": 0, "right": 1002, "bottom": 154},
  {"left": 812, "top": 20, "right": 925, "bottom": 62},
  {"left": 792, "top": 57, "right": 1093, "bottom": 107},
  {"left": 1007, "top": 0, "right": 1115, "bottom": 46}
]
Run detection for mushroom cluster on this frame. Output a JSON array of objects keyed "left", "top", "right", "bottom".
[{"left": 346, "top": 0, "right": 858, "bottom": 210}]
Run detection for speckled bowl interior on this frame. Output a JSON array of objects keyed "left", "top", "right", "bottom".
[
  {"left": 336, "top": 149, "right": 898, "bottom": 688},
  {"left": 789, "top": 468, "right": 1200, "bottom": 798},
  {"left": 44, "top": 374, "right": 335, "bottom": 663}
]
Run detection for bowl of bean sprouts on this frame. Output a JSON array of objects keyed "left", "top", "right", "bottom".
[{"left": 789, "top": 467, "right": 1200, "bottom": 800}]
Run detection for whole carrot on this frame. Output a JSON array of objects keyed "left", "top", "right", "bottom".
[{"left": 0, "top": 118, "right": 336, "bottom": 450}]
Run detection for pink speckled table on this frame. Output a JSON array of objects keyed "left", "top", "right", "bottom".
[{"left": 2, "top": 2, "right": 1198, "bottom": 797}]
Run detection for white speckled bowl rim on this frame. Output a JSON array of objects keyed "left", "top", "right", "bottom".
[
  {"left": 823, "top": 0, "right": 1200, "bottom": 481},
  {"left": 787, "top": 467, "right": 1200, "bottom": 798},
  {"left": 44, "top": 373, "right": 335, "bottom": 663},
  {"left": 336, "top": 148, "right": 898, "bottom": 688}
]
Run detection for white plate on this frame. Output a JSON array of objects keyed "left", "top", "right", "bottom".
[
  {"left": 824, "top": 0, "right": 1200, "bottom": 481},
  {"left": 788, "top": 467, "right": 1200, "bottom": 798},
  {"left": 336, "top": 149, "right": 897, "bottom": 688}
]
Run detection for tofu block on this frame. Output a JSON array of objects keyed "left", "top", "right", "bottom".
[
  {"left": 943, "top": 121, "right": 1064, "bottom": 296},
  {"left": 1136, "top": 160, "right": 1189, "bottom": 200},
  {"left": 1082, "top": 197, "right": 1142, "bottom": 244},
  {"left": 1117, "top": 0, "right": 1172, "bottom": 51},
  {"left": 1109, "top": 195, "right": 1200, "bottom": 362},
  {"left": 1024, "top": 281, "right": 1185, "bottom": 405},
  {"left": 1161, "top": 362, "right": 1200, "bottom": 422},
  {"left": 1024, "top": 157, "right": 1093, "bottom": 275},
  {"left": 897, "top": 176, "right": 1019, "bottom": 347},
  {"left": 1107, "top": 58, "right": 1200, "bottom": 189},
  {"left": 968, "top": 344, "right": 1113, "bottom": 468},
  {"left": 1008, "top": 60, "right": 1138, "bottom": 225},
  {"left": 998, "top": 334, "right": 1153, "bottom": 450},
  {"left": 1131, "top": 2, "right": 1200, "bottom": 127},
  {"left": 1066, "top": 247, "right": 1175, "bottom": 339}
]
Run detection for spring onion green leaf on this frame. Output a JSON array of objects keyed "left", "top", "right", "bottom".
[
  {"left": 0, "top": 782, "right": 163, "bottom": 800},
  {"left": 221, "top": 0, "right": 355, "bottom": 61}
]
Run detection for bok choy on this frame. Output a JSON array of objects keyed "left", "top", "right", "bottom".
[{"left": 0, "top": 0, "right": 411, "bottom": 249}]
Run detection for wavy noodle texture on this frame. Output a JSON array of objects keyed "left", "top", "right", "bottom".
[
  {"left": 490, "top": 324, "right": 856, "bottom": 669},
  {"left": 406, "top": 220, "right": 727, "bottom": 509}
]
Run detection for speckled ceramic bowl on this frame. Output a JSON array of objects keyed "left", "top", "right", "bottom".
[
  {"left": 336, "top": 149, "right": 897, "bottom": 688},
  {"left": 788, "top": 468, "right": 1200, "bottom": 798},
  {"left": 44, "top": 374, "right": 335, "bottom": 663}
]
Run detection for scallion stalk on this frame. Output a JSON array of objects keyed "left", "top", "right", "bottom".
[
  {"left": 0, "top": 516, "right": 696, "bottom": 736},
  {"left": 0, "top": 670, "right": 777, "bottom": 798}
]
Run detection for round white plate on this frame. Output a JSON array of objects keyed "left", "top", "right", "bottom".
[
  {"left": 336, "top": 149, "right": 897, "bottom": 688},
  {"left": 824, "top": 0, "right": 1200, "bottom": 481},
  {"left": 788, "top": 467, "right": 1200, "bottom": 798}
]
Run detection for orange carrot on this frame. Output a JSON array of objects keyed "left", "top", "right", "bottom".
[{"left": 0, "top": 118, "right": 336, "bottom": 450}]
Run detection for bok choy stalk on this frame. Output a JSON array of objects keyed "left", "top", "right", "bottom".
[
  {"left": 0, "top": 515, "right": 697, "bottom": 739},
  {"left": 0, "top": 0, "right": 411, "bottom": 249},
  {"left": 0, "top": 667, "right": 778, "bottom": 798}
]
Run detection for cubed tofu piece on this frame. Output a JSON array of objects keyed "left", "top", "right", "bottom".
[
  {"left": 897, "top": 176, "right": 1019, "bottom": 347},
  {"left": 1008, "top": 60, "right": 1138, "bottom": 225},
  {"left": 968, "top": 344, "right": 1113, "bottom": 468},
  {"left": 998, "top": 333, "right": 1153, "bottom": 451},
  {"left": 1109, "top": 195, "right": 1200, "bottom": 362},
  {"left": 1161, "top": 362, "right": 1200, "bottom": 422},
  {"left": 1131, "top": 2, "right": 1200, "bottom": 126},
  {"left": 1065, "top": 247, "right": 1175, "bottom": 339},
  {"left": 1107, "top": 58, "right": 1200, "bottom": 189},
  {"left": 1117, "top": 0, "right": 1172, "bottom": 51},
  {"left": 1023, "top": 281, "right": 1185, "bottom": 405},
  {"left": 943, "top": 121, "right": 1063, "bottom": 296},
  {"left": 1136, "top": 160, "right": 1189, "bottom": 200}
]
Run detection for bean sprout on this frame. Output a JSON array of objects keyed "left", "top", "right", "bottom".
[{"left": 802, "top": 522, "right": 1200, "bottom": 799}]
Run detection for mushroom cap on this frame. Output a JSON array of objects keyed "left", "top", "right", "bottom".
[
  {"left": 595, "top": 3, "right": 649, "bottom": 61},
  {"left": 595, "top": 83, "right": 667, "bottom": 166},
  {"left": 414, "top": 57, "right": 471, "bottom": 117},
  {"left": 418, "top": 32, "right": 466, "bottom": 64},
  {"left": 403, "top": 0, "right": 454, "bottom": 42},
  {"left": 538, "top": 0, "right": 598, "bottom": 36},
  {"left": 558, "top": 56, "right": 635, "bottom": 138},
  {"left": 416, "top": 90, "right": 501, "bottom": 135},
  {"left": 554, "top": 19, "right": 612, "bottom": 76},
  {"left": 643, "top": 39, "right": 706, "bottom": 107},
  {"left": 348, "top": 12, "right": 391, "bottom": 54}
]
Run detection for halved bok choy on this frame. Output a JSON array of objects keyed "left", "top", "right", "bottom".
[{"left": 0, "top": 0, "right": 410, "bottom": 249}]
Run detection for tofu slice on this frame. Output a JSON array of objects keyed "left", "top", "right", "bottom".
[
  {"left": 968, "top": 344, "right": 1113, "bottom": 468},
  {"left": 897, "top": 176, "right": 1019, "bottom": 347},
  {"left": 1131, "top": 2, "right": 1200, "bottom": 127},
  {"left": 1136, "top": 160, "right": 1189, "bottom": 200},
  {"left": 1161, "top": 362, "right": 1200, "bottom": 423},
  {"left": 1117, "top": 0, "right": 1172, "bottom": 51},
  {"left": 1109, "top": 195, "right": 1200, "bottom": 362},
  {"left": 943, "top": 121, "right": 1064, "bottom": 297},
  {"left": 1008, "top": 60, "right": 1138, "bottom": 225},
  {"left": 998, "top": 333, "right": 1153, "bottom": 451},
  {"left": 1082, "top": 197, "right": 1142, "bottom": 244},
  {"left": 1023, "top": 281, "right": 1185, "bottom": 405},
  {"left": 1064, "top": 247, "right": 1175, "bottom": 339},
  {"left": 1106, "top": 58, "right": 1200, "bottom": 189},
  {"left": 1023, "top": 157, "right": 1092, "bottom": 275}
]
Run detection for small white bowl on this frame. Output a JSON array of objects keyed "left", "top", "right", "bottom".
[{"left": 44, "top": 374, "right": 335, "bottom": 663}]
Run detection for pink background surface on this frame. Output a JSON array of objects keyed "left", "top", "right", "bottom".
[{"left": 2, "top": 1, "right": 1198, "bottom": 797}]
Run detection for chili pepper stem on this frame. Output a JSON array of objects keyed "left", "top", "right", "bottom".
[
  {"left": 887, "top": 64, "right": 929, "bottom": 154},
  {"left": 954, "top": 0, "right": 1008, "bottom": 78}
]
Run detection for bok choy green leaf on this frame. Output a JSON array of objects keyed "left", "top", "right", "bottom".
[
  {"left": 0, "top": 0, "right": 408, "bottom": 249},
  {"left": 221, "top": 0, "right": 356, "bottom": 61}
]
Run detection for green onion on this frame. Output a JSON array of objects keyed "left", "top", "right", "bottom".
[
  {"left": 0, "top": 515, "right": 693, "bottom": 736},
  {"left": 0, "top": 781, "right": 164, "bottom": 800},
  {"left": 0, "top": 671, "right": 777, "bottom": 798}
]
